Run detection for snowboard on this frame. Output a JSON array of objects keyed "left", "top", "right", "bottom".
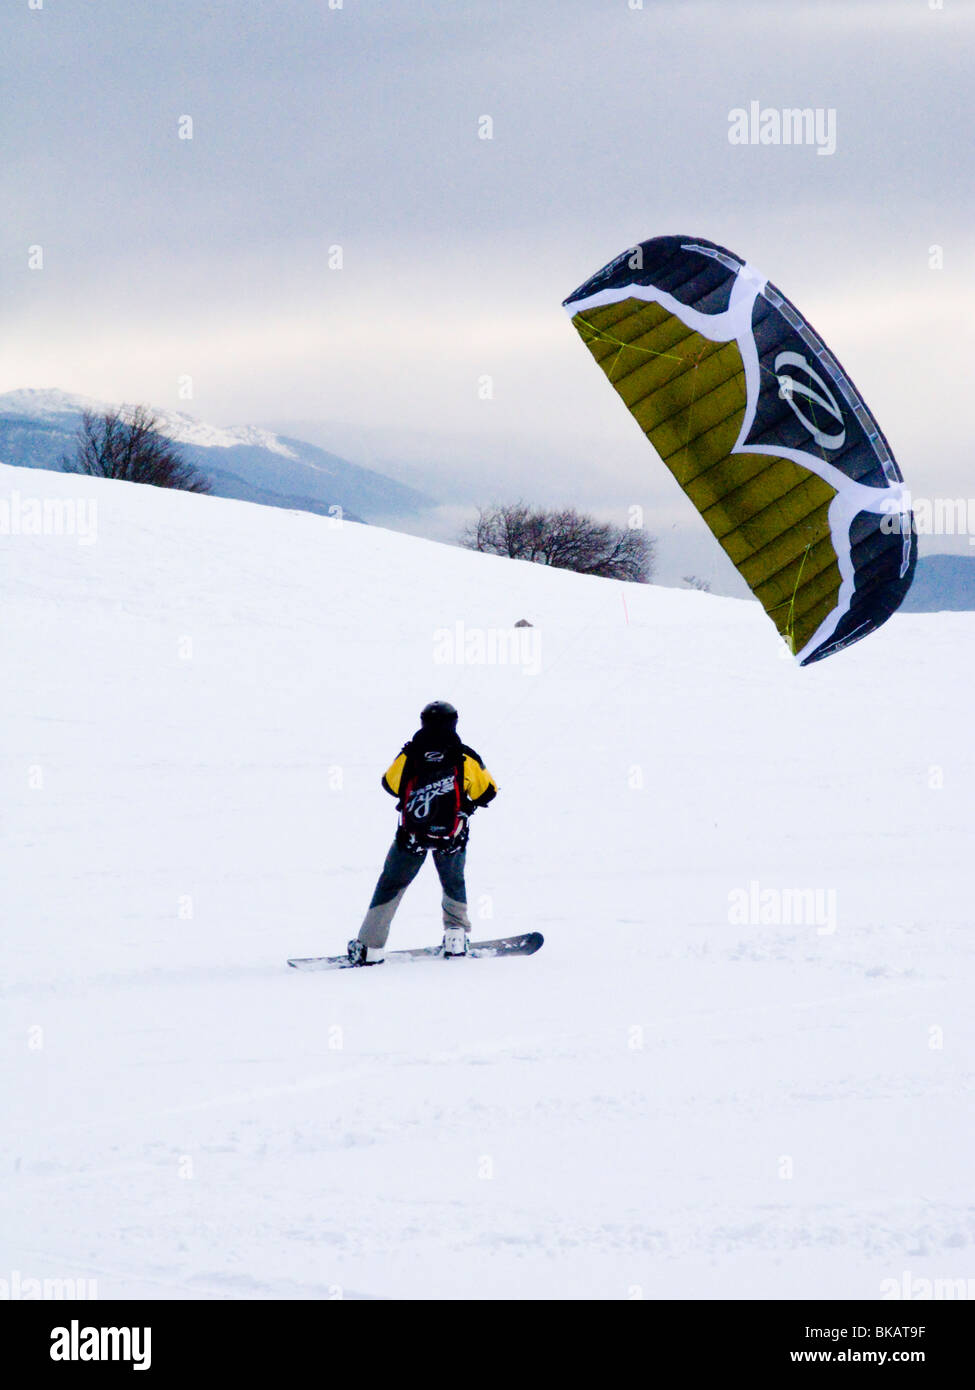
[{"left": 288, "top": 931, "right": 543, "bottom": 972}]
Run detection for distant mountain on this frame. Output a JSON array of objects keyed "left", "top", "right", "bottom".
[
  {"left": 900, "top": 554, "right": 975, "bottom": 613},
  {"left": 0, "top": 389, "right": 431, "bottom": 523}
]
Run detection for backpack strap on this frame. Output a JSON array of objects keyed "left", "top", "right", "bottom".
[{"left": 447, "top": 746, "right": 463, "bottom": 835}]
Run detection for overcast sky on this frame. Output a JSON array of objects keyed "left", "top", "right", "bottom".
[{"left": 3, "top": 0, "right": 972, "bottom": 580}]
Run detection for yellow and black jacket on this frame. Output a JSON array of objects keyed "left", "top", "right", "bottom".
[{"left": 382, "top": 743, "right": 498, "bottom": 811}]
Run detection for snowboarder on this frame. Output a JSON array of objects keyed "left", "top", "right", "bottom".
[{"left": 348, "top": 701, "right": 498, "bottom": 966}]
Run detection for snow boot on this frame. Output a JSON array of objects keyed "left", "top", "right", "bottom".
[
  {"left": 442, "top": 926, "right": 469, "bottom": 958},
  {"left": 347, "top": 939, "right": 385, "bottom": 967}
]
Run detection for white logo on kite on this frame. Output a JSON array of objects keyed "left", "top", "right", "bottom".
[{"left": 775, "top": 350, "right": 846, "bottom": 450}]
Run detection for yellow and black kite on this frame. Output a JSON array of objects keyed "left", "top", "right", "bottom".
[{"left": 564, "top": 236, "right": 916, "bottom": 664}]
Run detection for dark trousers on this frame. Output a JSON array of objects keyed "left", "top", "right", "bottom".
[{"left": 357, "top": 842, "right": 471, "bottom": 948}]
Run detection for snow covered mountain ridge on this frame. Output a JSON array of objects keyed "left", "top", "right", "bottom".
[
  {"left": 0, "top": 387, "right": 431, "bottom": 523},
  {"left": 0, "top": 388, "right": 299, "bottom": 458}
]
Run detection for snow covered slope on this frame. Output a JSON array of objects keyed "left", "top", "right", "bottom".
[
  {"left": 2, "top": 461, "right": 973, "bottom": 1301},
  {"left": 0, "top": 388, "right": 430, "bottom": 525}
]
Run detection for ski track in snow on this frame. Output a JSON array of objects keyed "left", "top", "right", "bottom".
[{"left": 2, "top": 462, "right": 974, "bottom": 1299}]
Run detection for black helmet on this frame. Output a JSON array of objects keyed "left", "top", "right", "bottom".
[{"left": 420, "top": 700, "right": 458, "bottom": 732}]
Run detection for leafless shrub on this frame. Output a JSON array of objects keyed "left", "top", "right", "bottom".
[
  {"left": 461, "top": 503, "right": 654, "bottom": 582},
  {"left": 62, "top": 406, "right": 211, "bottom": 493}
]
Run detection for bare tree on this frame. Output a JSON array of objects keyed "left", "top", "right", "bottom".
[
  {"left": 683, "top": 575, "right": 711, "bottom": 593},
  {"left": 461, "top": 503, "right": 654, "bottom": 583},
  {"left": 62, "top": 406, "right": 211, "bottom": 493}
]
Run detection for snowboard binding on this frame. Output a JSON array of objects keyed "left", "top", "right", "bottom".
[
  {"left": 442, "top": 927, "right": 470, "bottom": 958},
  {"left": 347, "top": 939, "right": 385, "bottom": 967}
]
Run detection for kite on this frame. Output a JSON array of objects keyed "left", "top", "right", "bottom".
[{"left": 563, "top": 235, "right": 916, "bottom": 664}]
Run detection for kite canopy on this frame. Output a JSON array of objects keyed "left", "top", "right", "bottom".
[{"left": 563, "top": 236, "right": 916, "bottom": 664}]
